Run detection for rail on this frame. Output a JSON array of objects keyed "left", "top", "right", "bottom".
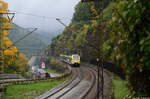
[
  {"left": 40, "top": 66, "right": 99, "bottom": 99},
  {"left": 0, "top": 64, "right": 72, "bottom": 98}
]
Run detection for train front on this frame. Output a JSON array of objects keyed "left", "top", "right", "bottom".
[{"left": 71, "top": 54, "right": 80, "bottom": 67}]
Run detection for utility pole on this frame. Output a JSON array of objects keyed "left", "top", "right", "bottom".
[
  {"left": 0, "top": 15, "right": 4, "bottom": 74},
  {"left": 98, "top": 1, "right": 104, "bottom": 99},
  {"left": 97, "top": 58, "right": 100, "bottom": 99}
]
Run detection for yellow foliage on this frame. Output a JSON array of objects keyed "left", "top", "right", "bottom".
[
  {"left": 0, "top": 0, "right": 19, "bottom": 57},
  {"left": 83, "top": 24, "right": 89, "bottom": 29},
  {"left": 0, "top": 17, "right": 12, "bottom": 23},
  {"left": 2, "top": 23, "right": 13, "bottom": 29},
  {"left": 4, "top": 41, "right": 12, "bottom": 47},
  {"left": 19, "top": 53, "right": 28, "bottom": 61},
  {"left": 2, "top": 30, "right": 9, "bottom": 36},
  {"left": 0, "top": 0, "right": 8, "bottom": 9},
  {"left": 2, "top": 37, "right": 18, "bottom": 55},
  {"left": 3, "top": 37, "right": 13, "bottom": 47},
  {"left": 4, "top": 50, "right": 15, "bottom": 56},
  {"left": 0, "top": 0, "right": 8, "bottom": 13},
  {"left": 10, "top": 46, "right": 18, "bottom": 52},
  {"left": 3, "top": 37, "right": 9, "bottom": 41},
  {"left": 0, "top": 0, "right": 28, "bottom": 74},
  {"left": 2, "top": 17, "right": 10, "bottom": 21},
  {"left": 90, "top": 6, "right": 99, "bottom": 18},
  {"left": 4, "top": 45, "right": 18, "bottom": 56}
]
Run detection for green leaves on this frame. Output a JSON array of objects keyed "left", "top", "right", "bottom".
[
  {"left": 109, "top": 0, "right": 150, "bottom": 95},
  {"left": 134, "top": 0, "right": 138, "bottom": 3},
  {"left": 139, "top": 36, "right": 150, "bottom": 53},
  {"left": 49, "top": 0, "right": 150, "bottom": 95}
]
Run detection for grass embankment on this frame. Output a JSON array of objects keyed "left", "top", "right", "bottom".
[
  {"left": 113, "top": 75, "right": 130, "bottom": 99},
  {"left": 5, "top": 79, "right": 66, "bottom": 99},
  {"left": 45, "top": 68, "right": 60, "bottom": 74}
]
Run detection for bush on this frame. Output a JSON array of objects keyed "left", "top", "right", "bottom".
[
  {"left": 4, "top": 54, "right": 28, "bottom": 75},
  {"left": 48, "top": 57, "right": 67, "bottom": 73},
  {"left": 129, "top": 69, "right": 150, "bottom": 96}
]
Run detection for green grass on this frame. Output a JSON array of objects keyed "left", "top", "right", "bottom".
[
  {"left": 44, "top": 68, "right": 59, "bottom": 74},
  {"left": 5, "top": 79, "right": 66, "bottom": 99},
  {"left": 113, "top": 75, "right": 130, "bottom": 99}
]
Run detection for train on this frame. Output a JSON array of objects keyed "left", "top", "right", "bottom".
[{"left": 60, "top": 54, "right": 80, "bottom": 67}]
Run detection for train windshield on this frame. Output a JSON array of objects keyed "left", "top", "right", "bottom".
[{"left": 73, "top": 55, "right": 80, "bottom": 60}]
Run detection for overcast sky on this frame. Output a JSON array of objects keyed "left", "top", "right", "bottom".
[{"left": 5, "top": 0, "right": 80, "bottom": 34}]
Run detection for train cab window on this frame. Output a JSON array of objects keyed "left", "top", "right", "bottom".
[{"left": 73, "top": 55, "right": 79, "bottom": 60}]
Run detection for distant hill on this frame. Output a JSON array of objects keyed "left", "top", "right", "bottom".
[
  {"left": 8, "top": 23, "right": 56, "bottom": 56},
  {"left": 35, "top": 30, "right": 56, "bottom": 46}
]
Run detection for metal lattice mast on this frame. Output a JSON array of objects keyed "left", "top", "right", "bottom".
[
  {"left": 0, "top": 14, "right": 4, "bottom": 74},
  {"left": 0, "top": 0, "right": 15, "bottom": 74}
]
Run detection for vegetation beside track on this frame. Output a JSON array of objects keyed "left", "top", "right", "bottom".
[
  {"left": 4, "top": 57, "right": 72, "bottom": 99},
  {"left": 47, "top": 0, "right": 150, "bottom": 96},
  {"left": 5, "top": 78, "right": 68, "bottom": 99},
  {"left": 45, "top": 68, "right": 60, "bottom": 74},
  {"left": 112, "top": 75, "right": 130, "bottom": 99},
  {"left": 46, "top": 57, "right": 68, "bottom": 73}
]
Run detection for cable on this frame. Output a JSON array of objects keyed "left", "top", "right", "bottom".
[
  {"left": 56, "top": 18, "right": 67, "bottom": 27},
  {"left": 5, "top": 28, "right": 38, "bottom": 50},
  {"left": 10, "top": 10, "right": 55, "bottom": 19},
  {"left": 9, "top": 10, "right": 71, "bottom": 20}
]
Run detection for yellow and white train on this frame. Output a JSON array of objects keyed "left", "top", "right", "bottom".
[{"left": 60, "top": 54, "right": 80, "bottom": 67}]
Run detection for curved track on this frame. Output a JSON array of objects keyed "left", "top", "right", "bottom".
[
  {"left": 80, "top": 67, "right": 97, "bottom": 99},
  {"left": 37, "top": 65, "right": 99, "bottom": 99},
  {"left": 54, "top": 68, "right": 83, "bottom": 99}
]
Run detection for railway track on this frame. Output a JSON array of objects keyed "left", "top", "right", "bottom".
[
  {"left": 37, "top": 65, "right": 99, "bottom": 99},
  {"left": 0, "top": 68, "right": 72, "bottom": 87},
  {"left": 81, "top": 67, "right": 97, "bottom": 99},
  {"left": 36, "top": 68, "right": 83, "bottom": 99},
  {"left": 84, "top": 64, "right": 113, "bottom": 99},
  {"left": 53, "top": 68, "right": 83, "bottom": 99},
  {"left": 1, "top": 64, "right": 111, "bottom": 99},
  {"left": 36, "top": 68, "right": 80, "bottom": 99}
]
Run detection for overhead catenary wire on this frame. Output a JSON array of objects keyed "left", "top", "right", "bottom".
[
  {"left": 9, "top": 10, "right": 71, "bottom": 20},
  {"left": 9, "top": 10, "right": 100, "bottom": 21},
  {"left": 6, "top": 28, "right": 38, "bottom": 50},
  {"left": 56, "top": 18, "right": 67, "bottom": 27}
]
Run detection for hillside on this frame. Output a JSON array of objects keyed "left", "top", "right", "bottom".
[
  {"left": 48, "top": 0, "right": 150, "bottom": 96},
  {"left": 8, "top": 23, "right": 55, "bottom": 56},
  {"left": 36, "top": 30, "right": 57, "bottom": 46}
]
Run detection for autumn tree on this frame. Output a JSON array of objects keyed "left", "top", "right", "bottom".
[{"left": 0, "top": 0, "right": 28, "bottom": 74}]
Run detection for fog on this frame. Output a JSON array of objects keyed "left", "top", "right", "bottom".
[{"left": 5, "top": 0, "right": 80, "bottom": 34}]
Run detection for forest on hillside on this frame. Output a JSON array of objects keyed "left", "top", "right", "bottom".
[{"left": 47, "top": 0, "right": 150, "bottom": 96}]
